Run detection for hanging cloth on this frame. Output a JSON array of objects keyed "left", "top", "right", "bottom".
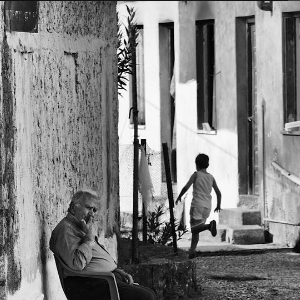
[{"left": 139, "top": 146, "right": 153, "bottom": 212}]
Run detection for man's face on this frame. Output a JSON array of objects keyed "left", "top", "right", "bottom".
[{"left": 72, "top": 197, "right": 99, "bottom": 224}]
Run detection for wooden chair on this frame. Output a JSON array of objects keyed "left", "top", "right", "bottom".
[{"left": 53, "top": 254, "right": 120, "bottom": 300}]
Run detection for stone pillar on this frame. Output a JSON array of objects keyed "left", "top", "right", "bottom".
[{"left": 123, "top": 258, "right": 200, "bottom": 300}]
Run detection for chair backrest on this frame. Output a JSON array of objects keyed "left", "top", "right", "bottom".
[
  {"left": 53, "top": 255, "right": 67, "bottom": 292},
  {"left": 53, "top": 254, "right": 120, "bottom": 300}
]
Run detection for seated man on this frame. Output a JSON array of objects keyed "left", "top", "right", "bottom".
[{"left": 50, "top": 189, "right": 156, "bottom": 300}]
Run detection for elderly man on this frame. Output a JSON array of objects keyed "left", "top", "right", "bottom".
[{"left": 50, "top": 189, "right": 156, "bottom": 300}]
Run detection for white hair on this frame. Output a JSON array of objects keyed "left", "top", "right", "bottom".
[{"left": 68, "top": 189, "right": 99, "bottom": 213}]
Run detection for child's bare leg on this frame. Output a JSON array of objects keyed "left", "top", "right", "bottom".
[
  {"left": 190, "top": 232, "right": 199, "bottom": 254},
  {"left": 191, "top": 223, "right": 210, "bottom": 234}
]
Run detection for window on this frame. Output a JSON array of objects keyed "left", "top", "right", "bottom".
[
  {"left": 196, "top": 20, "right": 215, "bottom": 131},
  {"left": 130, "top": 26, "right": 145, "bottom": 126},
  {"left": 283, "top": 13, "right": 300, "bottom": 124}
]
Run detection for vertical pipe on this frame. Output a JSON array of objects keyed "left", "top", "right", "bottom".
[
  {"left": 132, "top": 35, "right": 139, "bottom": 263},
  {"left": 262, "top": 100, "right": 266, "bottom": 225},
  {"left": 141, "top": 139, "right": 148, "bottom": 244},
  {"left": 162, "top": 143, "right": 178, "bottom": 254}
]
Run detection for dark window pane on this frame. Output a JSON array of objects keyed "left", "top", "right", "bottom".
[
  {"left": 196, "top": 20, "right": 215, "bottom": 130},
  {"left": 284, "top": 16, "right": 297, "bottom": 121}
]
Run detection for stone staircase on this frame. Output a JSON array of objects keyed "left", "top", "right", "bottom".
[
  {"left": 219, "top": 208, "right": 265, "bottom": 244},
  {"left": 196, "top": 195, "right": 267, "bottom": 245}
]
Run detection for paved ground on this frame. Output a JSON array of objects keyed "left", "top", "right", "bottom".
[
  {"left": 119, "top": 236, "right": 300, "bottom": 299},
  {"left": 191, "top": 250, "right": 300, "bottom": 299},
  {"left": 177, "top": 234, "right": 300, "bottom": 299}
]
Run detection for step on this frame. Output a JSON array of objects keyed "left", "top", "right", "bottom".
[
  {"left": 238, "top": 195, "right": 260, "bottom": 209},
  {"left": 196, "top": 224, "right": 227, "bottom": 243},
  {"left": 226, "top": 225, "right": 265, "bottom": 245},
  {"left": 219, "top": 208, "right": 262, "bottom": 226},
  {"left": 177, "top": 225, "right": 227, "bottom": 243}
]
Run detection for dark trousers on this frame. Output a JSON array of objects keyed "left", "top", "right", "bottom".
[{"left": 64, "top": 275, "right": 156, "bottom": 300}]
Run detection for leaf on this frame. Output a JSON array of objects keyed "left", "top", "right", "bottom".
[{"left": 117, "top": 6, "right": 139, "bottom": 94}]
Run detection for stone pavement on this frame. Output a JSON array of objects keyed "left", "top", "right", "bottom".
[
  {"left": 176, "top": 233, "right": 300, "bottom": 300},
  {"left": 190, "top": 249, "right": 300, "bottom": 299},
  {"left": 119, "top": 235, "right": 299, "bottom": 299}
]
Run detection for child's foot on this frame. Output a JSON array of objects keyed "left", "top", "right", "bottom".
[{"left": 210, "top": 220, "right": 217, "bottom": 237}]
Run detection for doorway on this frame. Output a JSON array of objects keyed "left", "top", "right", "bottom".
[
  {"left": 159, "top": 22, "right": 176, "bottom": 183},
  {"left": 236, "top": 17, "right": 258, "bottom": 196}
]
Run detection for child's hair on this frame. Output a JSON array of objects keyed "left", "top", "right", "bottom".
[{"left": 195, "top": 153, "right": 209, "bottom": 169}]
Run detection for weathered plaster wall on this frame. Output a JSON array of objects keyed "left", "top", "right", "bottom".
[
  {"left": 117, "top": 1, "right": 178, "bottom": 210},
  {"left": 118, "top": 1, "right": 178, "bottom": 152},
  {"left": 118, "top": 1, "right": 256, "bottom": 225},
  {"left": 178, "top": 0, "right": 300, "bottom": 242},
  {"left": 176, "top": 1, "right": 258, "bottom": 226},
  {"left": 256, "top": 1, "right": 300, "bottom": 246},
  {"left": 178, "top": 1, "right": 300, "bottom": 240},
  {"left": 117, "top": 1, "right": 247, "bottom": 225},
  {"left": 0, "top": 1, "right": 118, "bottom": 300},
  {"left": 118, "top": 1, "right": 300, "bottom": 244}
]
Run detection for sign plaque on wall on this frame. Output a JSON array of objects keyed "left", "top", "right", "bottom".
[{"left": 4, "top": 1, "right": 38, "bottom": 32}]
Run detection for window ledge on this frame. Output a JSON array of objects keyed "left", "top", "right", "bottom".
[
  {"left": 284, "top": 121, "right": 300, "bottom": 132},
  {"left": 281, "top": 130, "right": 300, "bottom": 136},
  {"left": 197, "top": 129, "right": 217, "bottom": 135}
]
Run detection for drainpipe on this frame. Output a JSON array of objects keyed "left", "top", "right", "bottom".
[
  {"left": 262, "top": 100, "right": 266, "bottom": 227},
  {"left": 131, "top": 34, "right": 139, "bottom": 263}
]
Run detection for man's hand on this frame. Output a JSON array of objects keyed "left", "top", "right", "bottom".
[
  {"left": 115, "top": 269, "right": 134, "bottom": 284},
  {"left": 81, "top": 218, "right": 96, "bottom": 246}
]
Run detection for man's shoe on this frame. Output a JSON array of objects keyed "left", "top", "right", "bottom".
[{"left": 210, "top": 220, "right": 217, "bottom": 237}]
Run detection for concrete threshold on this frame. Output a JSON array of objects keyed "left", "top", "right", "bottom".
[{"left": 177, "top": 239, "right": 292, "bottom": 256}]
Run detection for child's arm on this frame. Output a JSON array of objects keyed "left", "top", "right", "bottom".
[
  {"left": 213, "top": 179, "right": 222, "bottom": 212},
  {"left": 175, "top": 173, "right": 196, "bottom": 205}
]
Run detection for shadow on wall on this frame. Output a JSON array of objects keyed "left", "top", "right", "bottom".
[
  {"left": 293, "top": 236, "right": 300, "bottom": 253},
  {"left": 40, "top": 214, "right": 49, "bottom": 298}
]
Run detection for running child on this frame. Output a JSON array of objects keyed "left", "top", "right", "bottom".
[{"left": 175, "top": 153, "right": 222, "bottom": 258}]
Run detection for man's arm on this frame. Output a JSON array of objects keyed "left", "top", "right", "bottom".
[{"left": 52, "top": 218, "right": 97, "bottom": 271}]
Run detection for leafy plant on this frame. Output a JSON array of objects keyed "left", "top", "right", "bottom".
[
  {"left": 117, "top": 5, "right": 139, "bottom": 96},
  {"left": 147, "top": 204, "right": 188, "bottom": 245},
  {"left": 120, "top": 203, "right": 188, "bottom": 245}
]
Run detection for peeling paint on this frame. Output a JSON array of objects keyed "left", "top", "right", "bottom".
[{"left": 1, "top": 33, "right": 22, "bottom": 294}]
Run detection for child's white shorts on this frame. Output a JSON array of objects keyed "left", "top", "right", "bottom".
[{"left": 190, "top": 206, "right": 211, "bottom": 229}]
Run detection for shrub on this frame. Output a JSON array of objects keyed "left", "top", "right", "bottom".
[
  {"left": 117, "top": 6, "right": 139, "bottom": 96},
  {"left": 147, "top": 204, "right": 188, "bottom": 245}
]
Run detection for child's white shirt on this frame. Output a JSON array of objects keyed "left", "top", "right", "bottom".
[{"left": 191, "top": 171, "right": 214, "bottom": 209}]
